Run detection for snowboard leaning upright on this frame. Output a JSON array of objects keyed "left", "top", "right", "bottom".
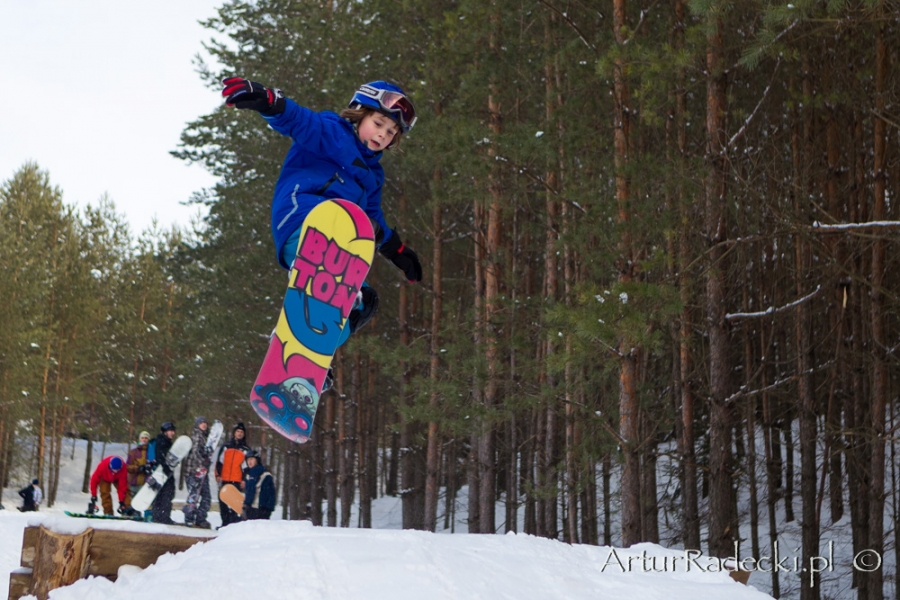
[
  {"left": 250, "top": 199, "right": 375, "bottom": 443},
  {"left": 131, "top": 435, "right": 193, "bottom": 512},
  {"left": 205, "top": 420, "right": 225, "bottom": 462}
]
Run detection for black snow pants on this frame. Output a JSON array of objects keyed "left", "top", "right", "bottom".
[{"left": 152, "top": 477, "right": 176, "bottom": 524}]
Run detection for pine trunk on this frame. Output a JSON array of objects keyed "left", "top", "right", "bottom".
[
  {"left": 613, "top": 0, "right": 641, "bottom": 548},
  {"left": 704, "top": 11, "right": 735, "bottom": 559},
  {"left": 866, "top": 26, "right": 889, "bottom": 600},
  {"left": 424, "top": 185, "right": 444, "bottom": 531}
]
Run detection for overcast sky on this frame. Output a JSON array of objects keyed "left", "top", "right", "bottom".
[{"left": 1, "top": 1, "right": 224, "bottom": 236}]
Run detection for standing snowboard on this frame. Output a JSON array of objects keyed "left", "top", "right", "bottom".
[
  {"left": 205, "top": 420, "right": 225, "bottom": 459},
  {"left": 131, "top": 435, "right": 193, "bottom": 512},
  {"left": 251, "top": 199, "right": 375, "bottom": 443}
]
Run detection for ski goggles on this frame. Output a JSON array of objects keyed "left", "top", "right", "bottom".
[{"left": 354, "top": 85, "right": 417, "bottom": 132}]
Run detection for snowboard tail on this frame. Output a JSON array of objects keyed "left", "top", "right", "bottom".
[
  {"left": 251, "top": 199, "right": 375, "bottom": 443},
  {"left": 219, "top": 483, "right": 245, "bottom": 514}
]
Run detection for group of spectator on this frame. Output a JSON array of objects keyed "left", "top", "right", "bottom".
[
  {"left": 89, "top": 419, "right": 275, "bottom": 527},
  {"left": 12, "top": 419, "right": 276, "bottom": 527}
]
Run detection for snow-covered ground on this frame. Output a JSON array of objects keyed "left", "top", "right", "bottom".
[{"left": 0, "top": 438, "right": 775, "bottom": 599}]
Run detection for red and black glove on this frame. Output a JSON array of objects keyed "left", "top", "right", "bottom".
[
  {"left": 221, "top": 77, "right": 285, "bottom": 115},
  {"left": 379, "top": 233, "right": 422, "bottom": 283}
]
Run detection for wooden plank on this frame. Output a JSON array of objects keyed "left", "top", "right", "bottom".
[
  {"left": 31, "top": 526, "right": 93, "bottom": 600},
  {"left": 7, "top": 569, "right": 32, "bottom": 600},
  {"left": 20, "top": 526, "right": 38, "bottom": 569},
  {"left": 87, "top": 528, "right": 211, "bottom": 575}
]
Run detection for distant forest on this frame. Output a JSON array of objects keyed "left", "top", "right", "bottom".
[{"left": 1, "top": 1, "right": 898, "bottom": 599}]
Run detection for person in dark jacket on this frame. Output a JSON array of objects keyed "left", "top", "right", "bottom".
[
  {"left": 221, "top": 78, "right": 423, "bottom": 385},
  {"left": 182, "top": 417, "right": 212, "bottom": 528},
  {"left": 216, "top": 422, "right": 249, "bottom": 527},
  {"left": 151, "top": 421, "right": 177, "bottom": 525},
  {"left": 17, "top": 478, "right": 41, "bottom": 512},
  {"left": 241, "top": 449, "right": 275, "bottom": 521}
]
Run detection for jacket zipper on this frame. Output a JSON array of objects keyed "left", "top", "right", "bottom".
[{"left": 316, "top": 172, "right": 345, "bottom": 195}]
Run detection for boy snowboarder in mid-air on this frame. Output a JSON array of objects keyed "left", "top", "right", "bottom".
[{"left": 221, "top": 77, "right": 424, "bottom": 390}]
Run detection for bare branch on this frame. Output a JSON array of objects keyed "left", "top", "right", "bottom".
[
  {"left": 724, "top": 360, "right": 834, "bottom": 403},
  {"left": 536, "top": 0, "right": 596, "bottom": 51},
  {"left": 728, "top": 58, "right": 781, "bottom": 149},
  {"left": 810, "top": 220, "right": 900, "bottom": 232},
  {"left": 725, "top": 285, "right": 821, "bottom": 322}
]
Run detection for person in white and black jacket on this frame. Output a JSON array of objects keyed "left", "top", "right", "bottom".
[
  {"left": 242, "top": 449, "right": 275, "bottom": 521},
  {"left": 18, "top": 478, "right": 41, "bottom": 512}
]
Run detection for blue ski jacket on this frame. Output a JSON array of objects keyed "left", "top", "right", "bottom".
[
  {"left": 262, "top": 99, "right": 394, "bottom": 269},
  {"left": 243, "top": 464, "right": 275, "bottom": 511}
]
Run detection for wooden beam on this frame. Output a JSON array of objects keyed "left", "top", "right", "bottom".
[
  {"left": 87, "top": 529, "right": 209, "bottom": 574},
  {"left": 7, "top": 569, "right": 32, "bottom": 600},
  {"left": 19, "top": 527, "right": 38, "bottom": 569},
  {"left": 31, "top": 526, "right": 93, "bottom": 600},
  {"left": 16, "top": 523, "right": 214, "bottom": 599}
]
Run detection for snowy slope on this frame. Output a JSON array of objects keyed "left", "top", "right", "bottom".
[
  {"left": 1, "top": 439, "right": 775, "bottom": 600},
  {"left": 6, "top": 517, "right": 773, "bottom": 600}
]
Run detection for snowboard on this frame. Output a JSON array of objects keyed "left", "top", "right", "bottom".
[
  {"left": 218, "top": 483, "right": 245, "bottom": 514},
  {"left": 206, "top": 420, "right": 225, "bottom": 454},
  {"left": 65, "top": 510, "right": 146, "bottom": 522},
  {"left": 250, "top": 199, "right": 376, "bottom": 443},
  {"left": 131, "top": 435, "right": 193, "bottom": 512}
]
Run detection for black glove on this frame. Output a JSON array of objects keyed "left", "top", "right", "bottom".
[
  {"left": 379, "top": 233, "right": 422, "bottom": 283},
  {"left": 140, "top": 463, "right": 155, "bottom": 476},
  {"left": 222, "top": 77, "right": 285, "bottom": 115},
  {"left": 87, "top": 497, "right": 98, "bottom": 515}
]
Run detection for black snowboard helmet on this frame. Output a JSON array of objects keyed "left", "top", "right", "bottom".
[{"left": 160, "top": 421, "right": 176, "bottom": 433}]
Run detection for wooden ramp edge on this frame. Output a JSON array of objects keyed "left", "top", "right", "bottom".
[{"left": 9, "top": 524, "right": 214, "bottom": 600}]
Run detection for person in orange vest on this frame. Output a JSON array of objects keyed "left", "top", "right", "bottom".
[
  {"left": 215, "top": 422, "right": 249, "bottom": 527},
  {"left": 89, "top": 456, "right": 136, "bottom": 516}
]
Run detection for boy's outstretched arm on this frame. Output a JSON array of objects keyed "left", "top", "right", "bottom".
[
  {"left": 222, "top": 76, "right": 323, "bottom": 146},
  {"left": 222, "top": 77, "right": 285, "bottom": 115}
]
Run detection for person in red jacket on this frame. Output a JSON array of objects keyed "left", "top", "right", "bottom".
[{"left": 89, "top": 456, "right": 135, "bottom": 516}]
